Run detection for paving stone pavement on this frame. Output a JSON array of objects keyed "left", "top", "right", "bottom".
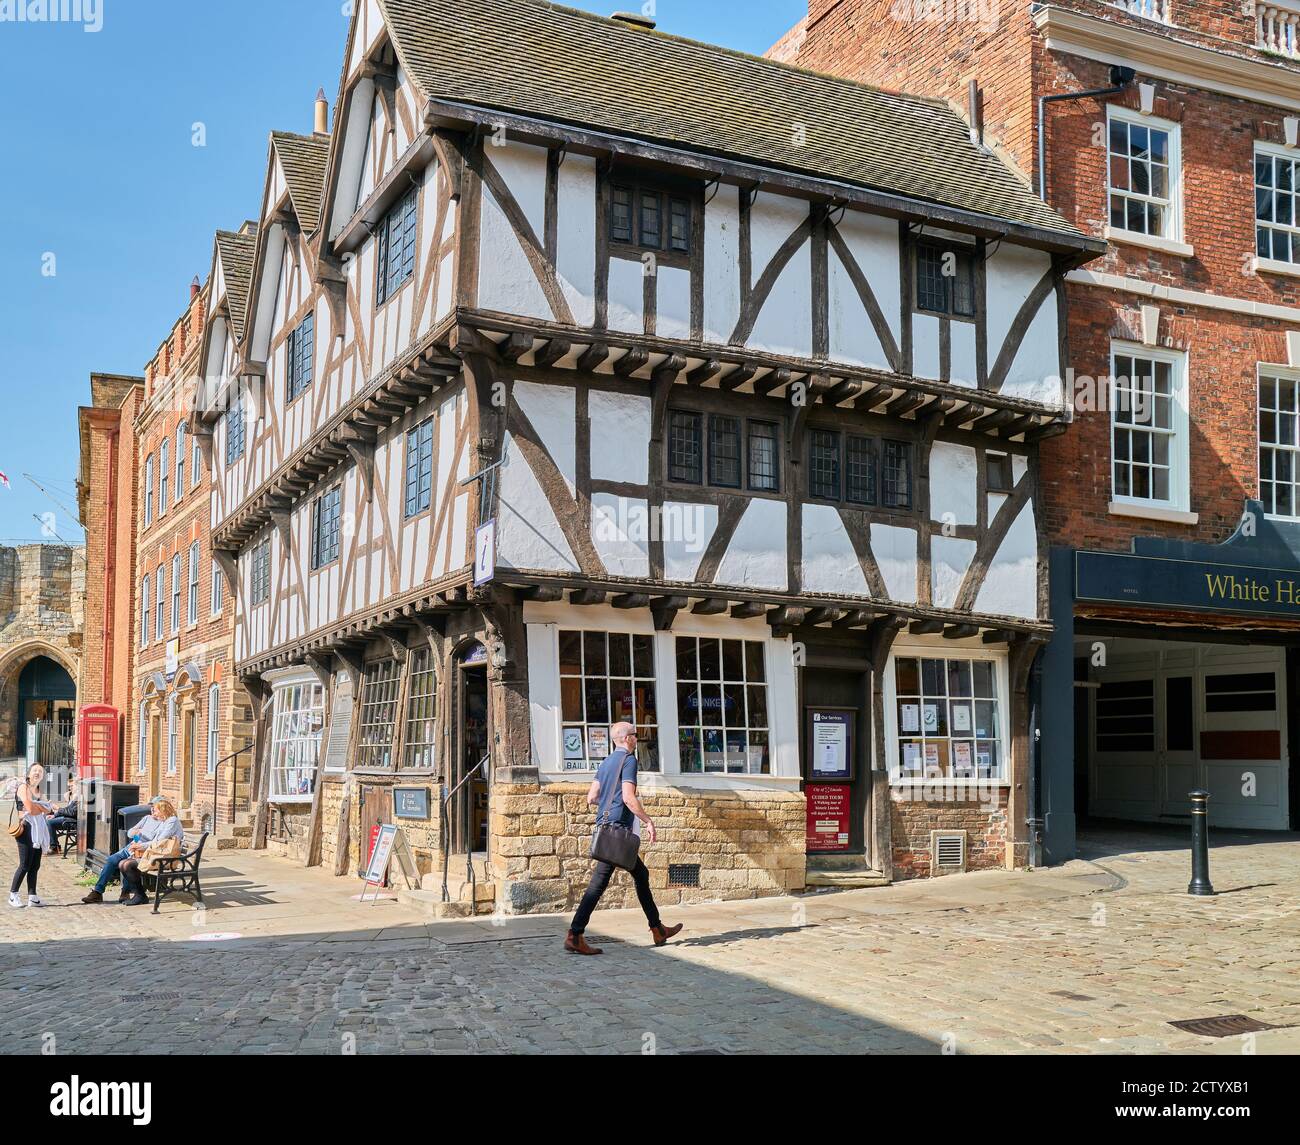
[{"left": 2, "top": 824, "right": 1297, "bottom": 1055}]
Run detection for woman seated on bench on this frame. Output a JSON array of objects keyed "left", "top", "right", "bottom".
[{"left": 117, "top": 799, "right": 184, "bottom": 907}]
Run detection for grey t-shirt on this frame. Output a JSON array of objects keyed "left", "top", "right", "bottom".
[{"left": 594, "top": 749, "right": 637, "bottom": 830}]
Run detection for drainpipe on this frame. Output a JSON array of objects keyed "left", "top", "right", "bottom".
[
  {"left": 102, "top": 427, "right": 118, "bottom": 707},
  {"left": 1027, "top": 647, "right": 1045, "bottom": 869},
  {"left": 1037, "top": 65, "right": 1136, "bottom": 202}
]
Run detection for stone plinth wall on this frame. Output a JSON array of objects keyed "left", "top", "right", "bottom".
[
  {"left": 491, "top": 779, "right": 806, "bottom": 916},
  {"left": 889, "top": 785, "right": 1009, "bottom": 879}
]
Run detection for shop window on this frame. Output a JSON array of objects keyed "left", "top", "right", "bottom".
[
  {"left": 1108, "top": 107, "right": 1179, "bottom": 240},
  {"left": 893, "top": 656, "right": 1002, "bottom": 779},
  {"left": 1095, "top": 678, "right": 1155, "bottom": 752},
  {"left": 559, "top": 630, "right": 658, "bottom": 772},
  {"left": 1205, "top": 672, "right": 1276, "bottom": 713},
  {"left": 1111, "top": 345, "right": 1188, "bottom": 511},
  {"left": 676, "top": 636, "right": 770, "bottom": 774},
  {"left": 356, "top": 659, "right": 401, "bottom": 769},
  {"left": 1259, "top": 372, "right": 1300, "bottom": 518},
  {"left": 376, "top": 188, "right": 418, "bottom": 305},
  {"left": 286, "top": 312, "right": 314, "bottom": 403},
  {"left": 915, "top": 242, "right": 977, "bottom": 318},
  {"left": 269, "top": 680, "right": 325, "bottom": 800},
  {"left": 1256, "top": 146, "right": 1300, "bottom": 265},
  {"left": 402, "top": 648, "right": 438, "bottom": 770}
]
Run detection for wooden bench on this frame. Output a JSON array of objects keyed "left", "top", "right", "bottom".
[
  {"left": 48, "top": 819, "right": 78, "bottom": 859},
  {"left": 139, "top": 832, "right": 209, "bottom": 914}
]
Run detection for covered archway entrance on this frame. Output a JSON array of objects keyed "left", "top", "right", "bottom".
[{"left": 7, "top": 653, "right": 76, "bottom": 757}]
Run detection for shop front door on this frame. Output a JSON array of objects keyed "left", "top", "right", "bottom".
[
  {"left": 357, "top": 784, "right": 394, "bottom": 879},
  {"left": 802, "top": 667, "right": 870, "bottom": 857}
]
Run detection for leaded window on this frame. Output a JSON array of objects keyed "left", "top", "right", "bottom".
[
  {"left": 809, "top": 429, "right": 841, "bottom": 500},
  {"left": 559, "top": 630, "right": 658, "bottom": 772},
  {"left": 402, "top": 648, "right": 438, "bottom": 770},
  {"left": 356, "top": 659, "right": 401, "bottom": 769},
  {"left": 286, "top": 313, "right": 314, "bottom": 402},
  {"left": 708, "top": 415, "right": 741, "bottom": 488},
  {"left": 845, "top": 435, "right": 876, "bottom": 505},
  {"left": 811, "top": 430, "right": 912, "bottom": 508},
  {"left": 881, "top": 440, "right": 913, "bottom": 509},
  {"left": 670, "top": 409, "right": 779, "bottom": 491},
  {"left": 404, "top": 417, "right": 434, "bottom": 518},
  {"left": 312, "top": 486, "right": 341, "bottom": 570},
  {"left": 915, "top": 242, "right": 976, "bottom": 317},
  {"left": 668, "top": 410, "right": 703, "bottom": 484},
  {"left": 251, "top": 539, "right": 271, "bottom": 606},
  {"left": 376, "top": 188, "right": 418, "bottom": 305},
  {"left": 226, "top": 390, "right": 245, "bottom": 463},
  {"left": 748, "top": 420, "right": 779, "bottom": 492},
  {"left": 610, "top": 182, "right": 692, "bottom": 253},
  {"left": 676, "top": 637, "right": 770, "bottom": 775},
  {"left": 893, "top": 656, "right": 1002, "bottom": 780}
]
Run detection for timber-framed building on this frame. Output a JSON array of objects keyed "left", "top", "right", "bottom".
[{"left": 197, "top": 0, "right": 1102, "bottom": 911}]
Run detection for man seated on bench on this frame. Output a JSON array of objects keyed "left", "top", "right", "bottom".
[
  {"left": 47, "top": 779, "right": 79, "bottom": 854},
  {"left": 116, "top": 799, "right": 185, "bottom": 907},
  {"left": 81, "top": 795, "right": 169, "bottom": 904}
]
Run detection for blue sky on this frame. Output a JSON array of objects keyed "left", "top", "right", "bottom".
[{"left": 0, "top": 0, "right": 805, "bottom": 543}]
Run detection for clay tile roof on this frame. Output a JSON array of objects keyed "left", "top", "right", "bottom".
[
  {"left": 271, "top": 131, "right": 330, "bottom": 234},
  {"left": 214, "top": 226, "right": 258, "bottom": 342},
  {"left": 376, "top": 0, "right": 1083, "bottom": 240}
]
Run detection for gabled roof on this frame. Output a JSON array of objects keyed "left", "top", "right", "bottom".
[
  {"left": 271, "top": 131, "right": 330, "bottom": 234},
  {"left": 375, "top": 0, "right": 1082, "bottom": 240},
  {"left": 214, "top": 227, "right": 258, "bottom": 343}
]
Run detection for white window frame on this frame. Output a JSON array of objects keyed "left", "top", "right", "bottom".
[
  {"left": 267, "top": 670, "right": 325, "bottom": 804},
  {"left": 166, "top": 695, "right": 177, "bottom": 776},
  {"left": 143, "top": 454, "right": 154, "bottom": 526},
  {"left": 207, "top": 684, "right": 219, "bottom": 777},
  {"left": 175, "top": 422, "right": 187, "bottom": 500},
  {"left": 159, "top": 438, "right": 170, "bottom": 516},
  {"left": 883, "top": 638, "right": 1011, "bottom": 787},
  {"left": 140, "top": 576, "right": 150, "bottom": 648},
  {"left": 137, "top": 701, "right": 148, "bottom": 774},
  {"left": 171, "top": 553, "right": 182, "bottom": 635},
  {"left": 187, "top": 542, "right": 200, "bottom": 626},
  {"left": 1109, "top": 341, "right": 1190, "bottom": 514},
  {"left": 1254, "top": 141, "right": 1300, "bottom": 275},
  {"left": 192, "top": 433, "right": 202, "bottom": 490},
  {"left": 1106, "top": 106, "right": 1183, "bottom": 244},
  {"left": 211, "top": 558, "right": 224, "bottom": 616},
  {"left": 154, "top": 567, "right": 165, "bottom": 642},
  {"left": 521, "top": 602, "right": 800, "bottom": 789},
  {"left": 1257, "top": 364, "right": 1300, "bottom": 521}
]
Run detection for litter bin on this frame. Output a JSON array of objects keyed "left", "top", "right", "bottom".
[{"left": 81, "top": 779, "right": 140, "bottom": 869}]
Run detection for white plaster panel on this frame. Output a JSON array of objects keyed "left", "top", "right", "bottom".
[
  {"left": 496, "top": 432, "right": 578, "bottom": 572},
  {"left": 801, "top": 503, "right": 870, "bottom": 596},
  {"left": 930, "top": 442, "right": 979, "bottom": 527},
  {"left": 931, "top": 536, "right": 977, "bottom": 609},
  {"left": 1012, "top": 455, "right": 1028, "bottom": 485},
  {"left": 870, "top": 522, "right": 918, "bottom": 604},
  {"left": 588, "top": 390, "right": 650, "bottom": 484},
  {"left": 715, "top": 499, "right": 788, "bottom": 591},
  {"left": 827, "top": 210, "right": 898, "bottom": 370},
  {"left": 999, "top": 303, "right": 1063, "bottom": 406},
  {"left": 749, "top": 193, "right": 808, "bottom": 277},
  {"left": 607, "top": 257, "right": 645, "bottom": 334},
  {"left": 703, "top": 185, "right": 741, "bottom": 344},
  {"left": 974, "top": 501, "right": 1038, "bottom": 619},
  {"left": 662, "top": 501, "right": 717, "bottom": 582},
  {"left": 912, "top": 313, "right": 941, "bottom": 381},
  {"left": 749, "top": 245, "right": 811, "bottom": 358},
  {"left": 987, "top": 244, "right": 1050, "bottom": 363},
  {"left": 591, "top": 493, "right": 651, "bottom": 578},
  {"left": 657, "top": 265, "right": 692, "bottom": 341},
  {"left": 490, "top": 143, "right": 548, "bottom": 242},
  {"left": 949, "top": 320, "right": 978, "bottom": 387},
  {"left": 512, "top": 380, "right": 575, "bottom": 494},
  {"left": 478, "top": 191, "right": 551, "bottom": 320},
  {"left": 557, "top": 155, "right": 597, "bottom": 327}
]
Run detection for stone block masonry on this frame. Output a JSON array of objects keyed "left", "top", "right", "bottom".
[{"left": 490, "top": 779, "right": 807, "bottom": 916}]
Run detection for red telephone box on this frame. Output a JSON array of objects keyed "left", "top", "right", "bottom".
[{"left": 77, "top": 705, "right": 121, "bottom": 781}]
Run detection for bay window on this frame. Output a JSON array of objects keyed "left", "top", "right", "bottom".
[{"left": 268, "top": 678, "right": 325, "bottom": 801}]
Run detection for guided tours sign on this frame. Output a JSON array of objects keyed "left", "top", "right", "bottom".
[
  {"left": 805, "top": 784, "right": 851, "bottom": 852},
  {"left": 1076, "top": 550, "right": 1300, "bottom": 618}
]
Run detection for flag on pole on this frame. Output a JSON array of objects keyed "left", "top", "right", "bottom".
[{"left": 0, "top": 471, "right": 9, "bottom": 489}]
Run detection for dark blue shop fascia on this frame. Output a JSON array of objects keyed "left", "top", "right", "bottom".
[{"left": 1040, "top": 502, "right": 1300, "bottom": 864}]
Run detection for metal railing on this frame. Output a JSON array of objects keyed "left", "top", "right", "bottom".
[
  {"left": 34, "top": 719, "right": 75, "bottom": 772},
  {"left": 441, "top": 755, "right": 489, "bottom": 905},
  {"left": 211, "top": 742, "right": 253, "bottom": 836}
]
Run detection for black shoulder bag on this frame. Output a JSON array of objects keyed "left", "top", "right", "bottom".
[{"left": 589, "top": 751, "right": 641, "bottom": 872}]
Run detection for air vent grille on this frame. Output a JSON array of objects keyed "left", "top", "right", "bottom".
[
  {"left": 668, "top": 863, "right": 701, "bottom": 888},
  {"left": 931, "top": 831, "right": 967, "bottom": 874}
]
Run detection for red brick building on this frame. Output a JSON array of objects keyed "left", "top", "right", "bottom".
[{"left": 777, "top": 0, "right": 1300, "bottom": 854}]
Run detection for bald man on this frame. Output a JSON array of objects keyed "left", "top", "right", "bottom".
[{"left": 565, "top": 721, "right": 682, "bottom": 955}]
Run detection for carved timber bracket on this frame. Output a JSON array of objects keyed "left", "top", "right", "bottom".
[
  {"left": 212, "top": 547, "right": 239, "bottom": 594},
  {"left": 866, "top": 615, "right": 908, "bottom": 675},
  {"left": 269, "top": 505, "right": 293, "bottom": 550},
  {"left": 305, "top": 653, "right": 334, "bottom": 693}
]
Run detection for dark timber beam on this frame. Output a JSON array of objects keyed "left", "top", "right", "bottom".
[
  {"left": 613, "top": 347, "right": 650, "bottom": 377},
  {"left": 576, "top": 342, "right": 610, "bottom": 372}
]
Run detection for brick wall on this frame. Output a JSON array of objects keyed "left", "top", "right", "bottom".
[
  {"left": 890, "top": 785, "right": 1009, "bottom": 878},
  {"left": 490, "top": 779, "right": 807, "bottom": 916}
]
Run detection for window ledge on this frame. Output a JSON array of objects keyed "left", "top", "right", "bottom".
[
  {"left": 1104, "top": 227, "right": 1195, "bottom": 259},
  {"left": 1253, "top": 255, "right": 1300, "bottom": 279},
  {"left": 1108, "top": 500, "right": 1198, "bottom": 525},
  {"left": 540, "top": 771, "right": 801, "bottom": 792}
]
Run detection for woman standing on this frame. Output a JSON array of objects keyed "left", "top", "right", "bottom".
[{"left": 9, "top": 763, "right": 53, "bottom": 908}]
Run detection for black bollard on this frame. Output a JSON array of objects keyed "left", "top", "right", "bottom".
[{"left": 1187, "top": 788, "right": 1214, "bottom": 896}]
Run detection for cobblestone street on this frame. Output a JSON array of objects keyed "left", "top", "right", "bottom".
[{"left": 2, "top": 826, "right": 1298, "bottom": 1055}]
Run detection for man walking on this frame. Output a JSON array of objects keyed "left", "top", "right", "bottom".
[{"left": 565, "top": 722, "right": 682, "bottom": 955}]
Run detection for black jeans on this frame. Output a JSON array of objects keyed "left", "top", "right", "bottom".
[
  {"left": 570, "top": 859, "right": 660, "bottom": 936},
  {"left": 10, "top": 825, "right": 42, "bottom": 896}
]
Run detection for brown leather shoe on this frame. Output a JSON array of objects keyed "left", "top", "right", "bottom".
[
  {"left": 80, "top": 890, "right": 102, "bottom": 904},
  {"left": 650, "top": 922, "right": 683, "bottom": 946},
  {"left": 564, "top": 931, "right": 603, "bottom": 955}
]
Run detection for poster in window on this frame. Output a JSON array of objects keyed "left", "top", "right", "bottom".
[
  {"left": 901, "top": 742, "right": 922, "bottom": 774},
  {"left": 923, "top": 743, "right": 942, "bottom": 777},
  {"left": 807, "top": 709, "right": 853, "bottom": 779},
  {"left": 563, "top": 727, "right": 585, "bottom": 761},
  {"left": 587, "top": 726, "right": 610, "bottom": 760},
  {"left": 952, "top": 703, "right": 972, "bottom": 734},
  {"left": 953, "top": 741, "right": 974, "bottom": 778},
  {"left": 922, "top": 703, "right": 940, "bottom": 733},
  {"left": 901, "top": 703, "right": 920, "bottom": 734}
]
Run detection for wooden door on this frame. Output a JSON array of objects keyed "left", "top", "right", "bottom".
[
  {"left": 357, "top": 784, "right": 394, "bottom": 879},
  {"left": 148, "top": 715, "right": 162, "bottom": 796},
  {"left": 183, "top": 710, "right": 197, "bottom": 807}
]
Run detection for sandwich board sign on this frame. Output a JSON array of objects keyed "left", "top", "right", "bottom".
[{"left": 361, "top": 824, "right": 419, "bottom": 902}]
